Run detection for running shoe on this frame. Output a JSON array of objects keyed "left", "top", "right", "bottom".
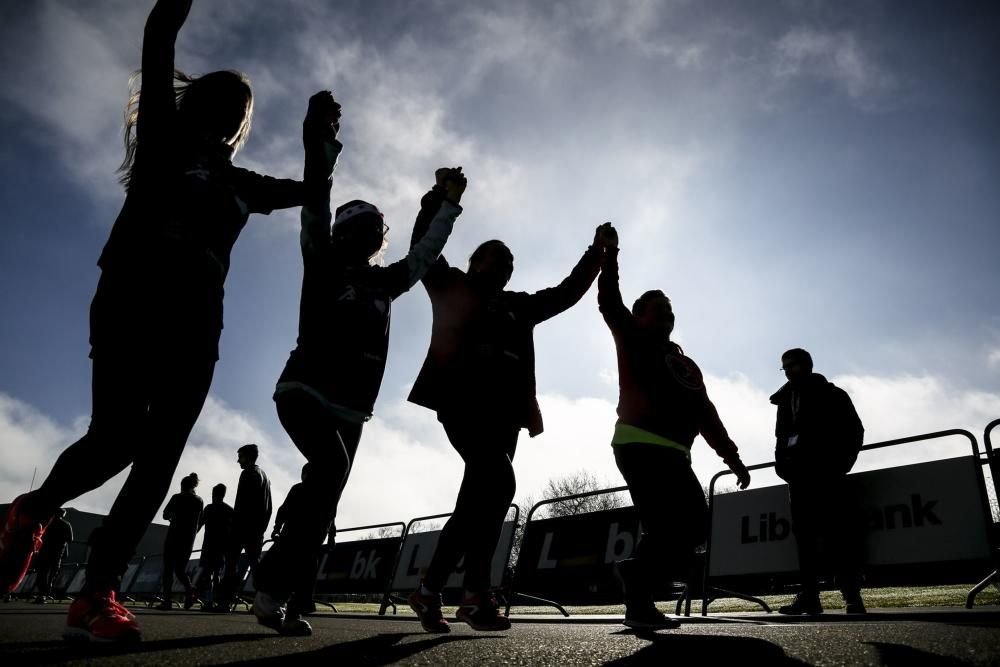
[
  {"left": 0, "top": 494, "right": 49, "bottom": 593},
  {"left": 280, "top": 611, "right": 313, "bottom": 637},
  {"left": 623, "top": 603, "right": 680, "bottom": 630},
  {"left": 456, "top": 590, "right": 511, "bottom": 631},
  {"left": 778, "top": 593, "right": 823, "bottom": 616},
  {"left": 64, "top": 591, "right": 142, "bottom": 642},
  {"left": 408, "top": 584, "right": 450, "bottom": 633},
  {"left": 253, "top": 591, "right": 285, "bottom": 631}
]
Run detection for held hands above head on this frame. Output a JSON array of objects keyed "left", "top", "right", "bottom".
[
  {"left": 435, "top": 166, "right": 468, "bottom": 205},
  {"left": 593, "top": 222, "right": 619, "bottom": 250},
  {"left": 303, "top": 90, "right": 342, "bottom": 143},
  {"left": 732, "top": 460, "right": 752, "bottom": 490}
]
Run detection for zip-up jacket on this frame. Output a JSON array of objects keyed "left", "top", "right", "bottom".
[
  {"left": 408, "top": 189, "right": 602, "bottom": 436},
  {"left": 92, "top": 0, "right": 304, "bottom": 360},
  {"left": 275, "top": 133, "right": 461, "bottom": 420},
  {"left": 162, "top": 490, "right": 204, "bottom": 555},
  {"left": 598, "top": 248, "right": 742, "bottom": 467},
  {"left": 771, "top": 373, "right": 864, "bottom": 482}
]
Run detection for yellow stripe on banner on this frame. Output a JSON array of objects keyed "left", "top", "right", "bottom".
[{"left": 611, "top": 423, "right": 691, "bottom": 461}]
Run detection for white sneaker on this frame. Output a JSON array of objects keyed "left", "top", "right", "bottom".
[{"left": 253, "top": 591, "right": 285, "bottom": 631}]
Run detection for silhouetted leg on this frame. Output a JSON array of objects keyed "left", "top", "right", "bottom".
[
  {"left": 83, "top": 356, "right": 215, "bottom": 594},
  {"left": 424, "top": 420, "right": 518, "bottom": 593},
  {"left": 28, "top": 355, "right": 151, "bottom": 520},
  {"left": 257, "top": 390, "right": 362, "bottom": 602},
  {"left": 788, "top": 482, "right": 823, "bottom": 597}
]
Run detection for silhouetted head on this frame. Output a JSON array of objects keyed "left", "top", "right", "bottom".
[
  {"left": 212, "top": 483, "right": 227, "bottom": 502},
  {"left": 181, "top": 473, "right": 199, "bottom": 492},
  {"left": 301, "top": 462, "right": 314, "bottom": 483},
  {"left": 237, "top": 443, "right": 259, "bottom": 469},
  {"left": 119, "top": 69, "right": 253, "bottom": 188},
  {"left": 332, "top": 200, "right": 388, "bottom": 265},
  {"left": 781, "top": 348, "right": 814, "bottom": 384},
  {"left": 632, "top": 290, "right": 675, "bottom": 337},
  {"left": 469, "top": 240, "right": 514, "bottom": 292}
]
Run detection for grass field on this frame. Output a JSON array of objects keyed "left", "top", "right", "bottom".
[{"left": 303, "top": 583, "right": 1000, "bottom": 616}]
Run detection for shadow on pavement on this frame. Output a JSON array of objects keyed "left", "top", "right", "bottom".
[
  {"left": 868, "top": 642, "right": 973, "bottom": 666},
  {"left": 603, "top": 631, "right": 808, "bottom": 666},
  {"left": 209, "top": 631, "right": 498, "bottom": 665},
  {"left": 0, "top": 632, "right": 269, "bottom": 663}
]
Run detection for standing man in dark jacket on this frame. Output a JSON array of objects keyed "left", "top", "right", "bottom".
[
  {"left": 32, "top": 509, "right": 73, "bottom": 604},
  {"left": 193, "top": 483, "right": 233, "bottom": 607},
  {"left": 772, "top": 348, "right": 866, "bottom": 615},
  {"left": 216, "top": 444, "right": 271, "bottom": 609},
  {"left": 158, "top": 473, "right": 203, "bottom": 610}
]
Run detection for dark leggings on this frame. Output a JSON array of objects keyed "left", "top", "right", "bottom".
[
  {"left": 28, "top": 351, "right": 215, "bottom": 594},
  {"left": 614, "top": 443, "right": 708, "bottom": 587},
  {"left": 254, "top": 389, "right": 363, "bottom": 600},
  {"left": 423, "top": 418, "right": 518, "bottom": 594}
]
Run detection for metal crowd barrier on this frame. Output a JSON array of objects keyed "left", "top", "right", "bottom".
[
  {"left": 313, "top": 521, "right": 406, "bottom": 613},
  {"left": 966, "top": 418, "right": 1000, "bottom": 607},
  {"left": 379, "top": 505, "right": 520, "bottom": 616},
  {"left": 705, "top": 427, "right": 993, "bottom": 615}
]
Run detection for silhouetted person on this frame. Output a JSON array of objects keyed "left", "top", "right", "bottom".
[
  {"left": 772, "top": 348, "right": 866, "bottom": 615},
  {"left": 406, "top": 213, "right": 610, "bottom": 634},
  {"left": 596, "top": 225, "right": 751, "bottom": 629},
  {"left": 32, "top": 509, "right": 73, "bottom": 604},
  {"left": 158, "top": 473, "right": 203, "bottom": 610},
  {"left": 216, "top": 444, "right": 272, "bottom": 609},
  {"left": 252, "top": 93, "right": 464, "bottom": 636},
  {"left": 193, "top": 483, "right": 233, "bottom": 608},
  {"left": 0, "top": 0, "right": 309, "bottom": 642}
]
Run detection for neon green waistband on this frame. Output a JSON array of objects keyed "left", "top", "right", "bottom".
[{"left": 612, "top": 423, "right": 691, "bottom": 461}]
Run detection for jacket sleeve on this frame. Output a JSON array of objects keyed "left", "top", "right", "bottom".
[
  {"left": 376, "top": 199, "right": 462, "bottom": 299},
  {"left": 299, "top": 139, "right": 343, "bottom": 261},
  {"left": 410, "top": 186, "right": 453, "bottom": 289},
  {"left": 834, "top": 388, "right": 865, "bottom": 473},
  {"left": 522, "top": 245, "right": 603, "bottom": 325},
  {"left": 233, "top": 170, "right": 306, "bottom": 215},
  {"left": 597, "top": 248, "right": 633, "bottom": 334},
  {"left": 135, "top": 0, "right": 192, "bottom": 165},
  {"left": 698, "top": 374, "right": 742, "bottom": 468},
  {"left": 163, "top": 495, "right": 177, "bottom": 522}
]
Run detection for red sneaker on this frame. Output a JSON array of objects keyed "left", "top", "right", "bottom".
[
  {"left": 456, "top": 590, "right": 510, "bottom": 631},
  {"left": 408, "top": 584, "right": 450, "bottom": 633},
  {"left": 64, "top": 591, "right": 142, "bottom": 642},
  {"left": 0, "top": 494, "right": 50, "bottom": 593}
]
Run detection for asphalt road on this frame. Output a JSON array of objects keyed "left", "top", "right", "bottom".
[{"left": 1, "top": 603, "right": 999, "bottom": 666}]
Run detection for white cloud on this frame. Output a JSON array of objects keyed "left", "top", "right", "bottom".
[
  {"left": 773, "top": 27, "right": 897, "bottom": 108},
  {"left": 989, "top": 348, "right": 1000, "bottom": 370},
  {"left": 5, "top": 367, "right": 999, "bottom": 535}
]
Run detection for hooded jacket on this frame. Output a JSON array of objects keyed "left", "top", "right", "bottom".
[{"left": 771, "top": 373, "right": 864, "bottom": 482}]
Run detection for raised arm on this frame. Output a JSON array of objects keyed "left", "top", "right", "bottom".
[
  {"left": 596, "top": 225, "right": 633, "bottom": 333},
  {"left": 409, "top": 168, "right": 463, "bottom": 289},
  {"left": 521, "top": 225, "right": 609, "bottom": 325},
  {"left": 135, "top": 0, "right": 193, "bottom": 158},
  {"left": 297, "top": 91, "right": 343, "bottom": 259}
]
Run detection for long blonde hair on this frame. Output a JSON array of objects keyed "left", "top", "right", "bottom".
[{"left": 118, "top": 69, "right": 254, "bottom": 189}]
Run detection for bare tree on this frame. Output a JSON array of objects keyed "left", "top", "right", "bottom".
[{"left": 541, "top": 469, "right": 627, "bottom": 518}]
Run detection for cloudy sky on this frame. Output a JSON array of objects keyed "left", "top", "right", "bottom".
[{"left": 1, "top": 0, "right": 998, "bottom": 540}]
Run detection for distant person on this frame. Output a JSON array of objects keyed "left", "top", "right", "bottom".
[
  {"left": 252, "top": 92, "right": 465, "bottom": 637},
  {"left": 407, "top": 213, "right": 611, "bottom": 633},
  {"left": 0, "top": 0, "right": 310, "bottom": 642},
  {"left": 193, "top": 483, "right": 233, "bottom": 608},
  {"left": 596, "top": 224, "right": 751, "bottom": 629},
  {"left": 772, "top": 348, "right": 866, "bottom": 615},
  {"left": 216, "top": 444, "right": 272, "bottom": 610},
  {"left": 32, "top": 509, "right": 74, "bottom": 604},
  {"left": 158, "top": 474, "right": 203, "bottom": 610}
]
